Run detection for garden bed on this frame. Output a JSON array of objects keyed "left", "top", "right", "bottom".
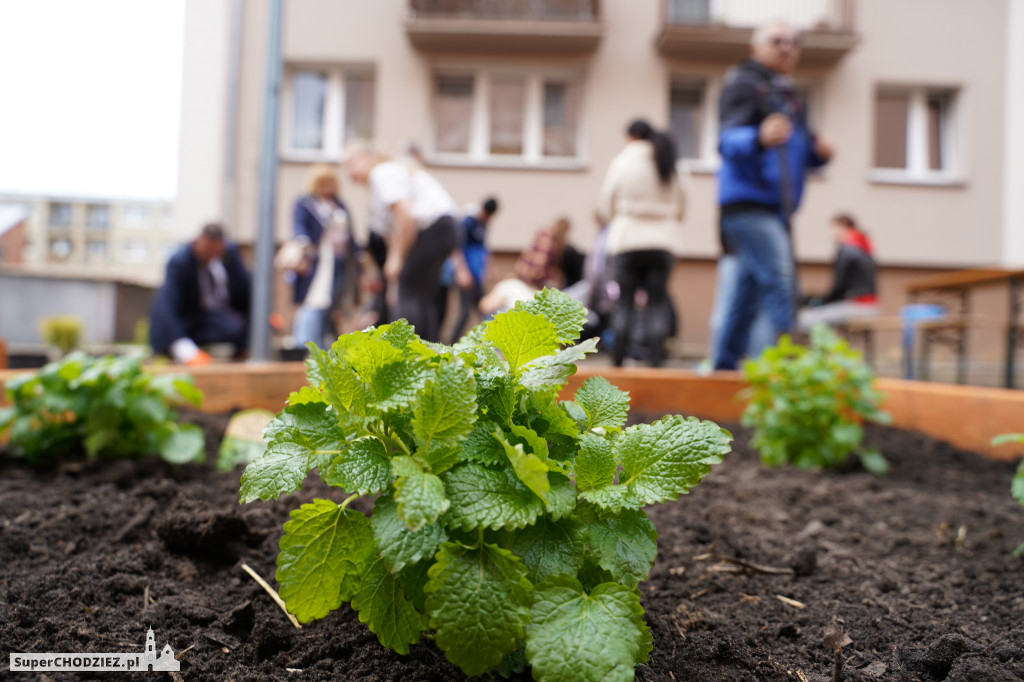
[{"left": 2, "top": 412, "right": 1021, "bottom": 681}]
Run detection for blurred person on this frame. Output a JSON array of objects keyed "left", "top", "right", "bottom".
[
  {"left": 515, "top": 217, "right": 571, "bottom": 289},
  {"left": 344, "top": 140, "right": 458, "bottom": 342},
  {"left": 597, "top": 118, "right": 687, "bottom": 368},
  {"left": 286, "top": 164, "right": 358, "bottom": 349},
  {"left": 563, "top": 211, "right": 614, "bottom": 340},
  {"left": 797, "top": 213, "right": 878, "bottom": 330},
  {"left": 149, "top": 223, "right": 251, "bottom": 364},
  {"left": 713, "top": 21, "right": 834, "bottom": 370},
  {"left": 447, "top": 196, "right": 499, "bottom": 344}
]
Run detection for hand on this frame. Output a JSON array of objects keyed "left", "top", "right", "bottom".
[
  {"left": 758, "top": 113, "right": 793, "bottom": 147},
  {"left": 813, "top": 134, "right": 835, "bottom": 161},
  {"left": 383, "top": 255, "right": 402, "bottom": 283}
]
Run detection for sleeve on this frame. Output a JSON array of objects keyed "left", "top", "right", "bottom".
[
  {"left": 673, "top": 161, "right": 691, "bottom": 223},
  {"left": 823, "top": 247, "right": 852, "bottom": 303},
  {"left": 717, "top": 80, "right": 763, "bottom": 160},
  {"left": 596, "top": 153, "right": 623, "bottom": 224},
  {"left": 292, "top": 199, "right": 316, "bottom": 243},
  {"left": 806, "top": 136, "right": 830, "bottom": 169},
  {"left": 225, "top": 245, "right": 253, "bottom": 314},
  {"left": 371, "top": 163, "right": 414, "bottom": 208},
  {"left": 151, "top": 255, "right": 192, "bottom": 349}
]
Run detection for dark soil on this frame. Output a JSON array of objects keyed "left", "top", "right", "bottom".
[{"left": 1, "top": 411, "right": 1022, "bottom": 681}]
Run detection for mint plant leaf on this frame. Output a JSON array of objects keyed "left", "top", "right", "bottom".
[
  {"left": 352, "top": 557, "right": 427, "bottom": 654},
  {"left": 509, "top": 516, "right": 585, "bottom": 583},
  {"left": 575, "top": 433, "right": 617, "bottom": 491},
  {"left": 614, "top": 416, "right": 731, "bottom": 507},
  {"left": 287, "top": 385, "right": 326, "bottom": 406},
  {"left": 240, "top": 403, "right": 348, "bottom": 502},
  {"left": 1013, "top": 459, "right": 1024, "bottom": 509},
  {"left": 496, "top": 429, "right": 551, "bottom": 503},
  {"left": 413, "top": 361, "right": 477, "bottom": 470},
  {"left": 530, "top": 390, "right": 580, "bottom": 438},
  {"left": 276, "top": 499, "right": 375, "bottom": 623},
  {"left": 371, "top": 493, "right": 448, "bottom": 573},
  {"left": 443, "top": 462, "right": 544, "bottom": 531},
  {"left": 545, "top": 473, "right": 577, "bottom": 520},
  {"left": 322, "top": 437, "right": 392, "bottom": 495},
  {"left": 485, "top": 310, "right": 559, "bottom": 372},
  {"left": 519, "top": 338, "right": 599, "bottom": 389},
  {"left": 512, "top": 287, "right": 586, "bottom": 344},
  {"left": 525, "top": 576, "right": 652, "bottom": 682},
  {"left": 579, "top": 508, "right": 658, "bottom": 588},
  {"left": 575, "top": 377, "right": 631, "bottom": 431},
  {"left": 392, "top": 456, "right": 450, "bottom": 531},
  {"left": 425, "top": 542, "right": 533, "bottom": 676},
  {"left": 462, "top": 420, "right": 509, "bottom": 466},
  {"left": 158, "top": 423, "right": 205, "bottom": 465}
]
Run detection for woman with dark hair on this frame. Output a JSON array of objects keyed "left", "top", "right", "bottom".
[{"left": 598, "top": 118, "right": 688, "bottom": 367}]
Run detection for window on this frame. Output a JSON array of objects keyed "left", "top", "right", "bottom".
[
  {"left": 873, "top": 86, "right": 958, "bottom": 181},
  {"left": 431, "top": 70, "right": 583, "bottom": 165},
  {"left": 160, "top": 206, "right": 174, "bottom": 229},
  {"left": 49, "top": 202, "right": 71, "bottom": 228},
  {"left": 120, "top": 241, "right": 149, "bottom": 264},
  {"left": 123, "top": 206, "right": 150, "bottom": 229},
  {"left": 284, "top": 66, "right": 376, "bottom": 158},
  {"left": 669, "top": 80, "right": 705, "bottom": 160},
  {"left": 86, "top": 204, "right": 110, "bottom": 229},
  {"left": 86, "top": 240, "right": 108, "bottom": 262}
]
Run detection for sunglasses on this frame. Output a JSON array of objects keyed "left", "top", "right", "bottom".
[{"left": 770, "top": 35, "right": 801, "bottom": 48}]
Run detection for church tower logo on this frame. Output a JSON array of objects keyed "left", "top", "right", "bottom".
[{"left": 10, "top": 628, "right": 181, "bottom": 672}]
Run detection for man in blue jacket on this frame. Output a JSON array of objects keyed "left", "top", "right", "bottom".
[
  {"left": 149, "top": 223, "right": 251, "bottom": 364},
  {"left": 713, "top": 21, "right": 833, "bottom": 370}
]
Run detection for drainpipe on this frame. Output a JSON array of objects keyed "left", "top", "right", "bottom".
[{"left": 249, "top": 0, "right": 283, "bottom": 361}]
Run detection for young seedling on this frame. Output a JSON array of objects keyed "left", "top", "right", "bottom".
[
  {"left": 991, "top": 433, "right": 1024, "bottom": 557},
  {"left": 0, "top": 352, "right": 204, "bottom": 464},
  {"left": 239, "top": 289, "right": 732, "bottom": 681},
  {"left": 742, "top": 324, "right": 890, "bottom": 474}
]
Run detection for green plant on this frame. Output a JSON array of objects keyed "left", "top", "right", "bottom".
[
  {"left": 741, "top": 324, "right": 890, "bottom": 474},
  {"left": 0, "top": 352, "right": 204, "bottom": 464},
  {"left": 39, "top": 315, "right": 83, "bottom": 355},
  {"left": 991, "top": 433, "right": 1024, "bottom": 557},
  {"left": 239, "top": 289, "right": 731, "bottom": 681}
]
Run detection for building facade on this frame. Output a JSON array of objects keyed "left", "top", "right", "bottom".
[{"left": 177, "top": 0, "right": 1022, "bottom": 365}]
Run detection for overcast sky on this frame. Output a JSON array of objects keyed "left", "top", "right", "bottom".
[{"left": 0, "top": 0, "right": 186, "bottom": 201}]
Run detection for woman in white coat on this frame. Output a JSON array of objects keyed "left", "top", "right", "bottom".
[{"left": 597, "top": 119, "right": 687, "bottom": 367}]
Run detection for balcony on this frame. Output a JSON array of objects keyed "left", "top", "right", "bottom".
[
  {"left": 657, "top": 0, "right": 857, "bottom": 67},
  {"left": 406, "top": 0, "right": 602, "bottom": 55}
]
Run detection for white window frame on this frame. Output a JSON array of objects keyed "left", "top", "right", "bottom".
[
  {"left": 667, "top": 74, "right": 719, "bottom": 173},
  {"left": 870, "top": 85, "right": 963, "bottom": 186},
  {"left": 427, "top": 66, "right": 587, "bottom": 170},
  {"left": 280, "top": 64, "right": 376, "bottom": 162},
  {"left": 119, "top": 240, "right": 150, "bottom": 264}
]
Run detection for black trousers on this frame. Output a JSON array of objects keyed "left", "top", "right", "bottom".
[
  {"left": 447, "top": 278, "right": 484, "bottom": 345},
  {"left": 396, "top": 215, "right": 458, "bottom": 343},
  {"left": 611, "top": 249, "right": 674, "bottom": 368}
]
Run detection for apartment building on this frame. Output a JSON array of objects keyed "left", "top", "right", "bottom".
[
  {"left": 177, "top": 0, "right": 1024, "bottom": 363},
  {"left": 0, "top": 195, "right": 179, "bottom": 284}
]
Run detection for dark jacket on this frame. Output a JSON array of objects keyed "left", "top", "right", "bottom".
[
  {"left": 149, "top": 242, "right": 251, "bottom": 354},
  {"left": 824, "top": 230, "right": 877, "bottom": 304},
  {"left": 291, "top": 195, "right": 355, "bottom": 305},
  {"left": 717, "top": 59, "right": 828, "bottom": 216}
]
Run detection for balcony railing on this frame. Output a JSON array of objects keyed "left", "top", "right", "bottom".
[
  {"left": 409, "top": 0, "right": 599, "bottom": 21},
  {"left": 658, "top": 0, "right": 856, "bottom": 65},
  {"left": 406, "top": 0, "right": 602, "bottom": 54},
  {"left": 664, "top": 0, "right": 852, "bottom": 32}
]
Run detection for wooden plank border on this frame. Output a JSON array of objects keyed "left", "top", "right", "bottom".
[{"left": 2, "top": 363, "right": 1022, "bottom": 460}]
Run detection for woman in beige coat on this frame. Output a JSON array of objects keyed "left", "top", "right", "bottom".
[{"left": 597, "top": 119, "right": 687, "bottom": 367}]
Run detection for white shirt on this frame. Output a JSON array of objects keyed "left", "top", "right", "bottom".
[{"left": 368, "top": 161, "right": 455, "bottom": 237}]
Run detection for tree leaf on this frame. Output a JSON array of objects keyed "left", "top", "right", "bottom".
[
  {"left": 524, "top": 576, "right": 652, "bottom": 682},
  {"left": 579, "top": 507, "right": 658, "bottom": 588},
  {"left": 322, "top": 437, "right": 392, "bottom": 495},
  {"left": 508, "top": 516, "right": 585, "bottom": 583},
  {"left": 391, "top": 456, "right": 450, "bottom": 531},
  {"left": 575, "top": 377, "right": 631, "bottom": 431},
  {"left": 351, "top": 557, "right": 427, "bottom": 654},
  {"left": 371, "top": 493, "right": 448, "bottom": 573},
  {"left": 575, "top": 433, "right": 617, "bottom": 491},
  {"left": 442, "top": 462, "right": 544, "bottom": 531},
  {"left": 485, "top": 310, "right": 560, "bottom": 372},
  {"left": 275, "top": 499, "right": 375, "bottom": 623},
  {"left": 425, "top": 542, "right": 533, "bottom": 676},
  {"left": 512, "top": 288, "right": 587, "bottom": 344}
]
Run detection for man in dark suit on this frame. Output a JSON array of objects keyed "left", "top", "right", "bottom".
[{"left": 149, "top": 223, "right": 251, "bottom": 364}]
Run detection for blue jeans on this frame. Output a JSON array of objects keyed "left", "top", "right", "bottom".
[
  {"left": 713, "top": 210, "right": 794, "bottom": 370},
  {"left": 292, "top": 305, "right": 327, "bottom": 349},
  {"left": 709, "top": 253, "right": 775, "bottom": 365}
]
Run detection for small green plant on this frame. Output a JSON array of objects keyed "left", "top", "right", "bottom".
[
  {"left": 39, "top": 315, "right": 83, "bottom": 355},
  {"left": 0, "top": 352, "right": 204, "bottom": 464},
  {"left": 742, "top": 324, "right": 890, "bottom": 474},
  {"left": 239, "top": 289, "right": 731, "bottom": 681},
  {"left": 991, "top": 433, "right": 1024, "bottom": 557}
]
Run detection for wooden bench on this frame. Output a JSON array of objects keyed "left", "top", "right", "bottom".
[{"left": 836, "top": 315, "right": 976, "bottom": 383}]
